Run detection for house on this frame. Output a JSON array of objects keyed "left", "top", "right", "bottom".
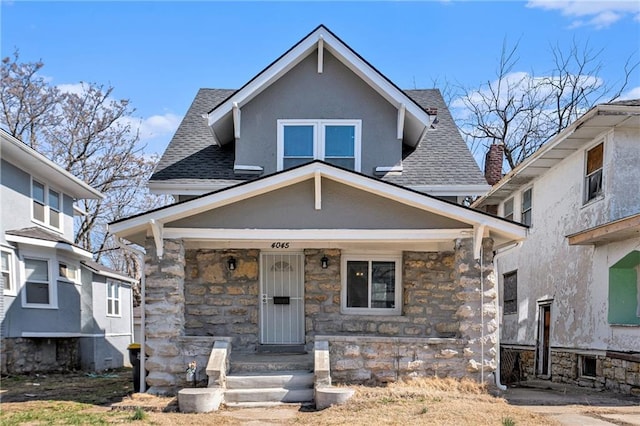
[
  {"left": 109, "top": 25, "right": 527, "bottom": 399},
  {"left": 0, "top": 129, "right": 136, "bottom": 373},
  {"left": 472, "top": 100, "right": 640, "bottom": 395}
]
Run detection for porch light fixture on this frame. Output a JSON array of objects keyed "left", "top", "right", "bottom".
[
  {"left": 227, "top": 257, "right": 236, "bottom": 271},
  {"left": 321, "top": 256, "right": 329, "bottom": 269}
]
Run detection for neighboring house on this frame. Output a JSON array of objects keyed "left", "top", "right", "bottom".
[
  {"left": 109, "top": 25, "right": 527, "bottom": 397},
  {"left": 0, "top": 129, "right": 136, "bottom": 373},
  {"left": 473, "top": 100, "right": 640, "bottom": 395}
]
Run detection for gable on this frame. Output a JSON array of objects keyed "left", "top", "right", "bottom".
[
  {"left": 167, "top": 177, "right": 470, "bottom": 230},
  {"left": 233, "top": 50, "right": 400, "bottom": 175}
]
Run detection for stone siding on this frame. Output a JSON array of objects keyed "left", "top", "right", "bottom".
[
  {"left": 184, "top": 249, "right": 259, "bottom": 350},
  {"left": 551, "top": 350, "right": 640, "bottom": 396},
  {"left": 143, "top": 237, "right": 498, "bottom": 393},
  {"left": 322, "top": 336, "right": 469, "bottom": 384},
  {"left": 1, "top": 337, "right": 79, "bottom": 374}
]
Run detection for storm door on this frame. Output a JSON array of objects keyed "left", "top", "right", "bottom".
[
  {"left": 536, "top": 303, "right": 552, "bottom": 377},
  {"left": 260, "top": 253, "right": 305, "bottom": 344}
]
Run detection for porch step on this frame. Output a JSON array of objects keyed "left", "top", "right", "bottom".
[
  {"left": 230, "top": 352, "right": 313, "bottom": 374},
  {"left": 224, "top": 371, "right": 315, "bottom": 406},
  {"left": 256, "top": 344, "right": 306, "bottom": 354}
]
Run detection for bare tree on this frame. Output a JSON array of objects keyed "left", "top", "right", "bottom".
[
  {"left": 1, "top": 52, "right": 169, "bottom": 273},
  {"left": 456, "top": 38, "right": 638, "bottom": 171}
]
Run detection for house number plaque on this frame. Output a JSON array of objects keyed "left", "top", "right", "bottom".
[{"left": 270, "top": 242, "right": 290, "bottom": 249}]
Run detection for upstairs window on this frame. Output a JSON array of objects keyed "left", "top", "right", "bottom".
[
  {"left": 107, "top": 280, "right": 121, "bottom": 316},
  {"left": 503, "top": 271, "right": 518, "bottom": 315},
  {"left": 585, "top": 143, "right": 604, "bottom": 203},
  {"left": 503, "top": 198, "right": 514, "bottom": 221},
  {"left": 1, "top": 249, "right": 15, "bottom": 295},
  {"left": 341, "top": 254, "right": 402, "bottom": 315},
  {"left": 277, "top": 120, "right": 361, "bottom": 171},
  {"left": 32, "top": 179, "right": 62, "bottom": 231},
  {"left": 521, "top": 188, "right": 532, "bottom": 226}
]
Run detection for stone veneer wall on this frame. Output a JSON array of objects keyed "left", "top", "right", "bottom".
[
  {"left": 143, "top": 237, "right": 498, "bottom": 393},
  {"left": 183, "top": 249, "right": 259, "bottom": 350},
  {"left": 551, "top": 351, "right": 640, "bottom": 395},
  {"left": 1, "top": 337, "right": 79, "bottom": 374}
]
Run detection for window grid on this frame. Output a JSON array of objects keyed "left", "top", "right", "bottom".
[
  {"left": 521, "top": 188, "right": 532, "bottom": 226},
  {"left": 24, "top": 257, "right": 51, "bottom": 306},
  {"left": 584, "top": 143, "right": 604, "bottom": 203},
  {"left": 31, "top": 178, "right": 63, "bottom": 231},
  {"left": 107, "top": 280, "right": 121, "bottom": 316},
  {"left": 1, "top": 250, "right": 14, "bottom": 294}
]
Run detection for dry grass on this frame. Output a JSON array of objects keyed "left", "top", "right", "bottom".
[{"left": 1, "top": 372, "right": 559, "bottom": 425}]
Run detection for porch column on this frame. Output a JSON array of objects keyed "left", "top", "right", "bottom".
[
  {"left": 454, "top": 237, "right": 497, "bottom": 384},
  {"left": 144, "top": 237, "right": 186, "bottom": 395}
]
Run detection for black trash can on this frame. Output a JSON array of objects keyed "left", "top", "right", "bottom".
[{"left": 127, "top": 343, "right": 141, "bottom": 393}]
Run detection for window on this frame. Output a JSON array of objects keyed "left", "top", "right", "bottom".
[
  {"left": 608, "top": 250, "right": 640, "bottom": 325},
  {"left": 58, "top": 262, "right": 79, "bottom": 283},
  {"left": 521, "top": 188, "right": 532, "bottom": 226},
  {"left": 503, "top": 198, "right": 514, "bottom": 221},
  {"left": 585, "top": 143, "right": 604, "bottom": 203},
  {"left": 341, "top": 254, "right": 402, "bottom": 315},
  {"left": 1, "top": 249, "right": 15, "bottom": 295},
  {"left": 107, "top": 280, "right": 121, "bottom": 316},
  {"left": 503, "top": 271, "right": 517, "bottom": 315},
  {"left": 277, "top": 120, "right": 361, "bottom": 171},
  {"left": 31, "top": 179, "right": 62, "bottom": 230},
  {"left": 24, "top": 257, "right": 52, "bottom": 306},
  {"left": 580, "top": 355, "right": 597, "bottom": 378}
]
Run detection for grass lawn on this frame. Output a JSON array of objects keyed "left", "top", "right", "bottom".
[{"left": 0, "top": 370, "right": 558, "bottom": 425}]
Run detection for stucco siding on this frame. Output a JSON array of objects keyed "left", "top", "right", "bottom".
[
  {"left": 607, "top": 127, "right": 640, "bottom": 221},
  {"left": 236, "top": 50, "right": 400, "bottom": 175},
  {"left": 1, "top": 160, "right": 32, "bottom": 243},
  {"left": 168, "top": 178, "right": 470, "bottom": 230},
  {"left": 498, "top": 130, "right": 640, "bottom": 354}
]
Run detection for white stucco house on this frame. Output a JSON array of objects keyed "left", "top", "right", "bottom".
[
  {"left": 1, "top": 129, "right": 136, "bottom": 373},
  {"left": 473, "top": 100, "right": 640, "bottom": 395}
]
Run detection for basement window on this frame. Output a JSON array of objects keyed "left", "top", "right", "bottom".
[{"left": 579, "top": 355, "right": 597, "bottom": 378}]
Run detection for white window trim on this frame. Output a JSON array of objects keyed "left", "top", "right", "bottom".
[
  {"left": 583, "top": 140, "right": 605, "bottom": 205},
  {"left": 340, "top": 252, "right": 402, "bottom": 316},
  {"left": 21, "top": 254, "right": 58, "bottom": 309},
  {"left": 1, "top": 248, "right": 17, "bottom": 296},
  {"left": 276, "top": 119, "right": 362, "bottom": 172},
  {"left": 521, "top": 187, "right": 533, "bottom": 227},
  {"left": 106, "top": 279, "right": 122, "bottom": 317},
  {"left": 502, "top": 197, "right": 514, "bottom": 221},
  {"left": 58, "top": 258, "right": 81, "bottom": 285},
  {"left": 31, "top": 177, "right": 64, "bottom": 232}
]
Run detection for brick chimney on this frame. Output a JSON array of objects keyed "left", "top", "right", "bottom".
[{"left": 484, "top": 143, "right": 504, "bottom": 186}]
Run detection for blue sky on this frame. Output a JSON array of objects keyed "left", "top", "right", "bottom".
[{"left": 2, "top": 1, "right": 639, "bottom": 156}]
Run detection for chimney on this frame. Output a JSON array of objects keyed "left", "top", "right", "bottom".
[{"left": 484, "top": 143, "right": 504, "bottom": 186}]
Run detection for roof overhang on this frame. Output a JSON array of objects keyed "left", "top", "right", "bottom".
[
  {"left": 5, "top": 233, "right": 93, "bottom": 259},
  {"left": 206, "top": 25, "right": 435, "bottom": 148},
  {"left": 110, "top": 162, "right": 527, "bottom": 255},
  {"left": 473, "top": 103, "right": 640, "bottom": 207},
  {"left": 567, "top": 213, "right": 640, "bottom": 246},
  {"left": 80, "top": 261, "right": 137, "bottom": 284},
  {"left": 1, "top": 130, "right": 103, "bottom": 200}
]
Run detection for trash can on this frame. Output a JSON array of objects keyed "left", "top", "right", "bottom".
[{"left": 127, "top": 343, "right": 141, "bottom": 393}]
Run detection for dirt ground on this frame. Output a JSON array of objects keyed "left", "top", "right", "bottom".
[{"left": 3, "top": 369, "right": 638, "bottom": 425}]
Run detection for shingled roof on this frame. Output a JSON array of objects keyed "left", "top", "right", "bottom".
[{"left": 150, "top": 88, "right": 486, "bottom": 189}]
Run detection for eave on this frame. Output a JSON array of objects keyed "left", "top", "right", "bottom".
[
  {"left": 567, "top": 213, "right": 640, "bottom": 246},
  {"left": 1, "top": 130, "right": 103, "bottom": 200},
  {"left": 472, "top": 104, "right": 640, "bottom": 208}
]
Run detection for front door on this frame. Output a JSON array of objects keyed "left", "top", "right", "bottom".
[
  {"left": 536, "top": 303, "right": 552, "bottom": 377},
  {"left": 260, "top": 252, "right": 305, "bottom": 344}
]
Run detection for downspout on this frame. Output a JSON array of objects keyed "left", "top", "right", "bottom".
[
  {"left": 117, "top": 238, "right": 146, "bottom": 393},
  {"left": 491, "top": 241, "right": 523, "bottom": 391}
]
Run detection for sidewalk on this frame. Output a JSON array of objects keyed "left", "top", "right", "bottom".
[{"left": 504, "top": 380, "right": 640, "bottom": 426}]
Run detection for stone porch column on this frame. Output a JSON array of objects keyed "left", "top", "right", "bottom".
[
  {"left": 454, "top": 237, "right": 497, "bottom": 384},
  {"left": 144, "top": 237, "right": 186, "bottom": 395}
]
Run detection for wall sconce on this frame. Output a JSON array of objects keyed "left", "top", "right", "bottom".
[
  {"left": 227, "top": 257, "right": 236, "bottom": 271},
  {"left": 321, "top": 256, "right": 329, "bottom": 269}
]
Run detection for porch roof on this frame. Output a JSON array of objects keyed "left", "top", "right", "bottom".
[{"left": 110, "top": 161, "right": 527, "bottom": 256}]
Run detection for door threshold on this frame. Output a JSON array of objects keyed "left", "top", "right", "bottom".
[{"left": 256, "top": 344, "right": 307, "bottom": 354}]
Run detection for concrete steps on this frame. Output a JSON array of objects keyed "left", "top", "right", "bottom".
[{"left": 224, "top": 353, "right": 314, "bottom": 407}]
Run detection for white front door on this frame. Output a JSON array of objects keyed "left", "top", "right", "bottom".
[{"left": 260, "top": 252, "right": 305, "bottom": 344}]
